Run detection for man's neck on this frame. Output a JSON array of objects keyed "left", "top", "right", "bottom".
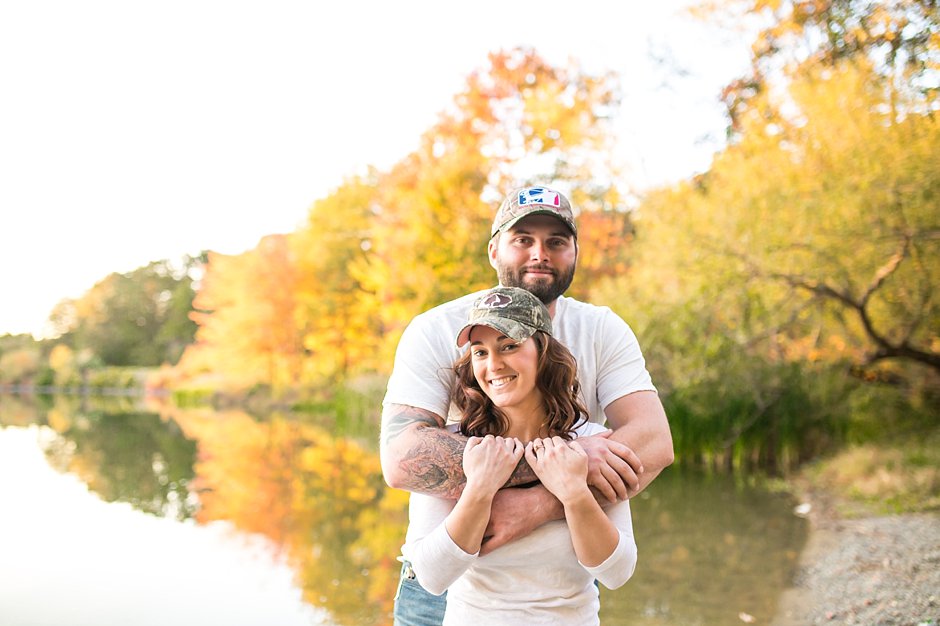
[{"left": 546, "top": 296, "right": 561, "bottom": 318}]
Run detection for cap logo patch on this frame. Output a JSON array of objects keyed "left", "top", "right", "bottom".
[
  {"left": 518, "top": 187, "right": 560, "bottom": 208},
  {"left": 478, "top": 293, "right": 512, "bottom": 308}
]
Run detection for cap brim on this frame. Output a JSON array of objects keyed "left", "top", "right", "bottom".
[
  {"left": 492, "top": 209, "right": 576, "bottom": 237},
  {"left": 455, "top": 320, "right": 533, "bottom": 347}
]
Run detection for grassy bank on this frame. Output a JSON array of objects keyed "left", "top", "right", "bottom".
[{"left": 789, "top": 426, "right": 940, "bottom": 516}]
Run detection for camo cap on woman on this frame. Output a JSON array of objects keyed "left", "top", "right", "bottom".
[{"left": 456, "top": 286, "right": 553, "bottom": 347}]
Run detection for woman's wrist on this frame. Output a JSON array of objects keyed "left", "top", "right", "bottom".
[
  {"left": 557, "top": 485, "right": 595, "bottom": 509},
  {"left": 462, "top": 479, "right": 500, "bottom": 501}
]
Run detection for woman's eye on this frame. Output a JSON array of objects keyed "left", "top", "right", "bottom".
[
  {"left": 501, "top": 343, "right": 517, "bottom": 352},
  {"left": 471, "top": 349, "right": 486, "bottom": 358}
]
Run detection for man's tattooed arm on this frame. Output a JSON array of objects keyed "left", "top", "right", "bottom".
[{"left": 380, "top": 403, "right": 538, "bottom": 499}]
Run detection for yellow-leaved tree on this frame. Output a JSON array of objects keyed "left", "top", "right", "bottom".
[
  {"left": 291, "top": 176, "right": 384, "bottom": 383},
  {"left": 605, "top": 58, "right": 939, "bottom": 470}
]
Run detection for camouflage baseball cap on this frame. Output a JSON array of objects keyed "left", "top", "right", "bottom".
[
  {"left": 456, "top": 286, "right": 553, "bottom": 347},
  {"left": 490, "top": 185, "right": 577, "bottom": 238}
]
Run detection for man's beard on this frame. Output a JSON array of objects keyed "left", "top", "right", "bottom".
[{"left": 496, "top": 262, "right": 576, "bottom": 305}]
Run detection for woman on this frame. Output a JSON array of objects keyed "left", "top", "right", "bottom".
[{"left": 402, "top": 286, "right": 637, "bottom": 625}]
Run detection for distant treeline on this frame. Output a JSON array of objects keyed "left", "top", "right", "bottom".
[{"left": 3, "top": 3, "right": 938, "bottom": 472}]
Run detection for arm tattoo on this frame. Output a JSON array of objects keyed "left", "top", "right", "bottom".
[
  {"left": 381, "top": 404, "right": 444, "bottom": 447},
  {"left": 505, "top": 458, "right": 538, "bottom": 487},
  {"left": 382, "top": 404, "right": 465, "bottom": 498},
  {"left": 399, "top": 428, "right": 469, "bottom": 499},
  {"left": 382, "top": 404, "right": 540, "bottom": 497}
]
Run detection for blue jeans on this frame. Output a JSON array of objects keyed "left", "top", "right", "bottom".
[{"left": 393, "top": 560, "right": 447, "bottom": 626}]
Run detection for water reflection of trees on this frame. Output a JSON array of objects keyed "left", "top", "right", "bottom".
[
  {"left": 3, "top": 394, "right": 810, "bottom": 625},
  {"left": 169, "top": 408, "right": 408, "bottom": 625},
  {"left": 3, "top": 395, "right": 408, "bottom": 625},
  {"left": 3, "top": 395, "right": 199, "bottom": 520}
]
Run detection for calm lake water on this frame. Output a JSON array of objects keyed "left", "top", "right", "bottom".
[{"left": 0, "top": 394, "right": 808, "bottom": 626}]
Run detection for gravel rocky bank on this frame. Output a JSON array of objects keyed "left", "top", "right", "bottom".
[{"left": 771, "top": 487, "right": 940, "bottom": 626}]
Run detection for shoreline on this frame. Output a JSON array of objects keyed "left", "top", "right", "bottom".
[{"left": 772, "top": 485, "right": 939, "bottom": 625}]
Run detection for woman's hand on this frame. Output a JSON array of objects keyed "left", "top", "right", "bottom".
[
  {"left": 525, "top": 436, "right": 592, "bottom": 505},
  {"left": 526, "top": 437, "right": 626, "bottom": 574},
  {"left": 463, "top": 435, "right": 524, "bottom": 497}
]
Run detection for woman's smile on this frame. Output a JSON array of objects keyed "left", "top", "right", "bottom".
[
  {"left": 467, "top": 325, "right": 543, "bottom": 418},
  {"left": 488, "top": 374, "right": 517, "bottom": 388}
]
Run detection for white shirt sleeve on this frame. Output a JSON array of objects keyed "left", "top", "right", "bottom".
[
  {"left": 402, "top": 494, "right": 476, "bottom": 596},
  {"left": 580, "top": 499, "right": 638, "bottom": 589},
  {"left": 382, "top": 312, "right": 459, "bottom": 419},
  {"left": 595, "top": 307, "right": 656, "bottom": 410},
  {"left": 571, "top": 421, "right": 638, "bottom": 589}
]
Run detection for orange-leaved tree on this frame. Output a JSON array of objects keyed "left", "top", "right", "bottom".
[
  {"left": 358, "top": 48, "right": 626, "bottom": 362},
  {"left": 185, "top": 234, "right": 305, "bottom": 392},
  {"left": 181, "top": 47, "right": 632, "bottom": 389}
]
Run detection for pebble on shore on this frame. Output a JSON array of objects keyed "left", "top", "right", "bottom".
[{"left": 771, "top": 489, "right": 940, "bottom": 626}]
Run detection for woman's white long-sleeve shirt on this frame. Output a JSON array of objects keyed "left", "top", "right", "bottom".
[{"left": 401, "top": 422, "right": 638, "bottom": 626}]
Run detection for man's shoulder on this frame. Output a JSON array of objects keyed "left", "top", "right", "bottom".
[
  {"left": 411, "top": 289, "right": 490, "bottom": 325},
  {"left": 554, "top": 296, "right": 634, "bottom": 347},
  {"left": 556, "top": 295, "right": 618, "bottom": 320},
  {"left": 402, "top": 289, "right": 493, "bottom": 342}
]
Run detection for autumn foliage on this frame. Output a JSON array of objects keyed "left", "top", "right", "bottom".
[
  {"left": 171, "top": 32, "right": 938, "bottom": 469},
  {"left": 178, "top": 48, "right": 633, "bottom": 392}
]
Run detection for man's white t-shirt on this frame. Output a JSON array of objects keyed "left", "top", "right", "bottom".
[
  {"left": 383, "top": 289, "right": 655, "bottom": 623},
  {"left": 383, "top": 289, "right": 657, "bottom": 426}
]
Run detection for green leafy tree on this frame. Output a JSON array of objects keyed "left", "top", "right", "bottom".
[
  {"left": 0, "top": 345, "right": 42, "bottom": 385},
  {"left": 695, "top": 0, "right": 940, "bottom": 131},
  {"left": 61, "top": 258, "right": 199, "bottom": 367}
]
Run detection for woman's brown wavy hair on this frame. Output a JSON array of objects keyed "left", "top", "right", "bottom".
[{"left": 453, "top": 331, "right": 587, "bottom": 440}]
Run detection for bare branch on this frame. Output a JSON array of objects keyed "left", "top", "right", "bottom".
[
  {"left": 860, "top": 234, "right": 911, "bottom": 308},
  {"left": 732, "top": 242, "right": 940, "bottom": 375}
]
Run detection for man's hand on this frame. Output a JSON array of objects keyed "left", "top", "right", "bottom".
[
  {"left": 576, "top": 429, "right": 643, "bottom": 502},
  {"left": 479, "top": 485, "right": 562, "bottom": 555}
]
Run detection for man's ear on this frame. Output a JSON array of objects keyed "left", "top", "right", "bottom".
[{"left": 487, "top": 237, "right": 499, "bottom": 270}]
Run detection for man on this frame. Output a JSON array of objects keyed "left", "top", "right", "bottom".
[{"left": 381, "top": 185, "right": 674, "bottom": 626}]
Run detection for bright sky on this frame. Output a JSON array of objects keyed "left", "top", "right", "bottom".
[{"left": 0, "top": 1, "right": 749, "bottom": 338}]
